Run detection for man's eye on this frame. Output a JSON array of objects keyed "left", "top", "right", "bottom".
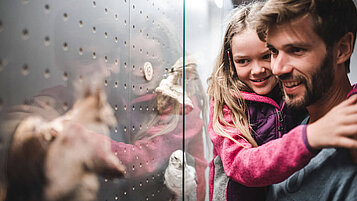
[{"left": 290, "top": 47, "right": 306, "bottom": 54}]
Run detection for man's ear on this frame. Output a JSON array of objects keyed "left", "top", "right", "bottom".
[{"left": 336, "top": 32, "right": 354, "bottom": 65}]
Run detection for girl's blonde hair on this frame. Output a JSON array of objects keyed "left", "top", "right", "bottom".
[{"left": 207, "top": 1, "right": 264, "bottom": 147}]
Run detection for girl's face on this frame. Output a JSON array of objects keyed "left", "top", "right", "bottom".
[{"left": 231, "top": 28, "right": 278, "bottom": 95}]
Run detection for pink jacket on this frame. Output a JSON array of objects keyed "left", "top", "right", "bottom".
[{"left": 208, "top": 92, "right": 317, "bottom": 201}]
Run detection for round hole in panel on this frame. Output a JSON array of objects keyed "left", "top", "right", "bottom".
[
  {"left": 124, "top": 62, "right": 127, "bottom": 68},
  {"left": 78, "top": 47, "right": 83, "bottom": 55},
  {"left": 0, "top": 59, "right": 3, "bottom": 72},
  {"left": 140, "top": 48, "right": 142, "bottom": 53},
  {"left": 123, "top": 192, "right": 127, "bottom": 195},
  {"left": 132, "top": 125, "right": 135, "bottom": 131},
  {"left": 0, "top": 98, "right": 3, "bottom": 110},
  {"left": 124, "top": 0, "right": 127, "bottom": 3},
  {"left": 63, "top": 13, "right": 68, "bottom": 21},
  {"left": 132, "top": 5, "right": 135, "bottom": 9},
  {"left": 140, "top": 10, "right": 143, "bottom": 14},
  {"left": 139, "top": 106, "right": 142, "bottom": 110},
  {"left": 114, "top": 127, "right": 118, "bottom": 133},
  {"left": 92, "top": 26, "right": 96, "bottom": 33},
  {"left": 115, "top": 59, "right": 118, "bottom": 65},
  {"left": 132, "top": 25, "right": 135, "bottom": 29},
  {"left": 114, "top": 104, "right": 118, "bottom": 110},
  {"left": 44, "top": 69, "right": 50, "bottom": 78},
  {"left": 124, "top": 105, "right": 127, "bottom": 110},
  {"left": 132, "top": 105, "right": 135, "bottom": 110},
  {"left": 104, "top": 79, "right": 108, "bottom": 86},
  {"left": 92, "top": 52, "right": 96, "bottom": 59},
  {"left": 63, "top": 72, "right": 68, "bottom": 81},
  {"left": 79, "top": 20, "right": 83, "bottom": 27},
  {"left": 132, "top": 65, "right": 135, "bottom": 70},
  {"left": 152, "top": 2, "right": 154, "bottom": 6},
  {"left": 104, "top": 8, "right": 108, "bottom": 14},
  {"left": 124, "top": 83, "right": 127, "bottom": 89},
  {"left": 114, "top": 81, "right": 118, "bottom": 88},
  {"left": 22, "top": 64, "right": 29, "bottom": 76},
  {"left": 104, "top": 32, "right": 108, "bottom": 38},
  {"left": 124, "top": 19, "right": 127, "bottom": 25},
  {"left": 104, "top": 55, "right": 108, "bottom": 62},
  {"left": 124, "top": 41, "right": 127, "bottom": 46},
  {"left": 115, "top": 14, "right": 118, "bottom": 20},
  {"left": 44, "top": 36, "right": 50, "bottom": 46},
  {"left": 140, "top": 29, "right": 142, "bottom": 33},
  {"left": 92, "top": 1, "right": 96, "bottom": 7},
  {"left": 63, "top": 42, "right": 68, "bottom": 51},
  {"left": 79, "top": 75, "right": 83, "bottom": 82},
  {"left": 132, "top": 186, "right": 135, "bottom": 191},
  {"left": 115, "top": 195, "right": 119, "bottom": 200},
  {"left": 0, "top": 20, "right": 3, "bottom": 32},
  {"left": 44, "top": 4, "right": 50, "bottom": 13},
  {"left": 132, "top": 44, "right": 135, "bottom": 49},
  {"left": 139, "top": 181, "right": 143, "bottom": 186},
  {"left": 123, "top": 126, "right": 127, "bottom": 132},
  {"left": 22, "top": 29, "right": 29, "bottom": 40}
]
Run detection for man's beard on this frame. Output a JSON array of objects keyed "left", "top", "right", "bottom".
[{"left": 280, "top": 50, "right": 334, "bottom": 110}]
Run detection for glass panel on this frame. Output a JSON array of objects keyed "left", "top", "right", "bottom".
[
  {"left": 0, "top": 0, "right": 186, "bottom": 201},
  {"left": 184, "top": 0, "right": 233, "bottom": 200}
]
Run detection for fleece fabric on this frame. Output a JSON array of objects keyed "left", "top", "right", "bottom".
[{"left": 209, "top": 90, "right": 316, "bottom": 201}]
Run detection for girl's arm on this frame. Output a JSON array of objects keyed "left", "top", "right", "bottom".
[
  {"left": 210, "top": 117, "right": 312, "bottom": 187},
  {"left": 209, "top": 96, "right": 357, "bottom": 187}
]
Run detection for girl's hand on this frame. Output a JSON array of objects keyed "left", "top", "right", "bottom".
[{"left": 307, "top": 94, "right": 357, "bottom": 150}]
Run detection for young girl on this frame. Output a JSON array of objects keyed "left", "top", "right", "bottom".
[{"left": 207, "top": 1, "right": 357, "bottom": 201}]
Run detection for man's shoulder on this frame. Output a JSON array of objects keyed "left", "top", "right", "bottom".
[{"left": 267, "top": 148, "right": 357, "bottom": 201}]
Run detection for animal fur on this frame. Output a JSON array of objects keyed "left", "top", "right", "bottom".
[{"left": 5, "top": 88, "right": 125, "bottom": 201}]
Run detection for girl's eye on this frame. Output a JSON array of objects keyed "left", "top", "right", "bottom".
[
  {"left": 236, "top": 59, "right": 249, "bottom": 64},
  {"left": 262, "top": 53, "right": 271, "bottom": 60}
]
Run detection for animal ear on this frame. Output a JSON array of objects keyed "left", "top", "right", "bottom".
[{"left": 94, "top": 88, "right": 105, "bottom": 107}]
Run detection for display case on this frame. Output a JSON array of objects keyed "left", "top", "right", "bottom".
[{"left": 0, "top": 0, "right": 233, "bottom": 200}]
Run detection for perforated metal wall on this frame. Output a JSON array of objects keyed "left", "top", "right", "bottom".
[{"left": 0, "top": 0, "right": 236, "bottom": 200}]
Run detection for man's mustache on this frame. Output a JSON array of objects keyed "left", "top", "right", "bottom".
[{"left": 277, "top": 73, "right": 293, "bottom": 81}]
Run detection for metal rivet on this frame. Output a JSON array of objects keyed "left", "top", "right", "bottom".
[{"left": 143, "top": 62, "right": 153, "bottom": 81}]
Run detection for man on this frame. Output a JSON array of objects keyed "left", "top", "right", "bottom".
[{"left": 255, "top": 0, "right": 357, "bottom": 200}]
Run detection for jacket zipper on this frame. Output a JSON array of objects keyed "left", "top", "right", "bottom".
[{"left": 277, "top": 110, "right": 283, "bottom": 138}]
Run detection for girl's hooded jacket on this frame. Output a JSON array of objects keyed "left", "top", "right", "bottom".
[{"left": 208, "top": 88, "right": 317, "bottom": 201}]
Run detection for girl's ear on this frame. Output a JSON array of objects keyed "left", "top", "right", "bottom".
[{"left": 336, "top": 32, "right": 354, "bottom": 65}]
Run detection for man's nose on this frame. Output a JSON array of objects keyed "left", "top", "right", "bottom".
[{"left": 271, "top": 53, "right": 293, "bottom": 76}]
